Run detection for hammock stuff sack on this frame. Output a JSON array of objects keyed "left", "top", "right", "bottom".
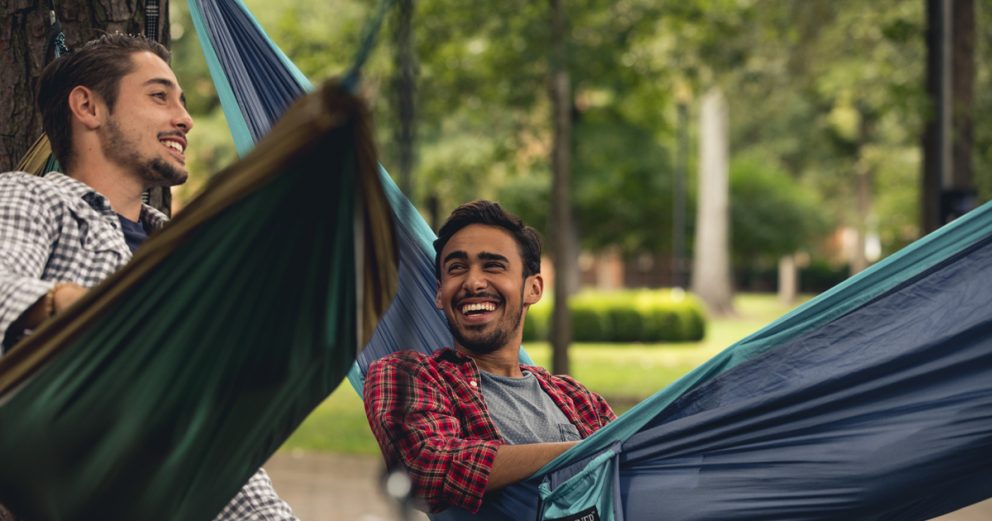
[
  {"left": 189, "top": 1, "right": 992, "bottom": 519},
  {"left": 0, "top": 80, "right": 398, "bottom": 520}
]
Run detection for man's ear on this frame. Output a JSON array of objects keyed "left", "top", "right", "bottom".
[
  {"left": 67, "top": 86, "right": 105, "bottom": 130},
  {"left": 523, "top": 273, "right": 544, "bottom": 306},
  {"left": 435, "top": 281, "right": 443, "bottom": 309}
]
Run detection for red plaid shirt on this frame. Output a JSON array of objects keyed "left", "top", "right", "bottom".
[{"left": 364, "top": 348, "right": 616, "bottom": 513}]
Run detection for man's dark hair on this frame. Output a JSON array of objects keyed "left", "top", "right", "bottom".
[
  {"left": 37, "top": 33, "right": 171, "bottom": 172},
  {"left": 433, "top": 200, "right": 543, "bottom": 279}
]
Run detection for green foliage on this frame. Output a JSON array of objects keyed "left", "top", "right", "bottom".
[
  {"left": 167, "top": 0, "right": 991, "bottom": 269},
  {"left": 730, "top": 151, "right": 829, "bottom": 264},
  {"left": 524, "top": 289, "right": 705, "bottom": 343},
  {"left": 572, "top": 112, "right": 676, "bottom": 254}
]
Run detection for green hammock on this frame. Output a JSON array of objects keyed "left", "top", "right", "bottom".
[{"left": 0, "top": 81, "right": 397, "bottom": 520}]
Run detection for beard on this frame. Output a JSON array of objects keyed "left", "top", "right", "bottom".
[
  {"left": 446, "top": 286, "right": 525, "bottom": 355},
  {"left": 103, "top": 118, "right": 188, "bottom": 187}
]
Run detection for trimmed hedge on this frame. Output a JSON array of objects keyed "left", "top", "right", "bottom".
[{"left": 522, "top": 289, "right": 706, "bottom": 343}]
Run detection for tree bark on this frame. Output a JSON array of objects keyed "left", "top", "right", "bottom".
[
  {"left": 921, "top": 0, "right": 975, "bottom": 233},
  {"left": 691, "top": 87, "right": 735, "bottom": 316},
  {"left": 391, "top": 0, "right": 417, "bottom": 199},
  {"left": 548, "top": 0, "right": 573, "bottom": 375},
  {"left": 777, "top": 254, "right": 798, "bottom": 305},
  {"left": 0, "top": 0, "right": 170, "bottom": 212}
]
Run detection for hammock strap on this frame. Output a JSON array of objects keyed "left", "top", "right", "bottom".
[
  {"left": 45, "top": 0, "right": 70, "bottom": 62},
  {"left": 342, "top": 0, "right": 397, "bottom": 93},
  {"left": 144, "top": 0, "right": 161, "bottom": 42}
]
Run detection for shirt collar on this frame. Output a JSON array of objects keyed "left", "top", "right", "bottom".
[
  {"left": 44, "top": 172, "right": 169, "bottom": 230},
  {"left": 434, "top": 347, "right": 538, "bottom": 373},
  {"left": 44, "top": 171, "right": 103, "bottom": 205}
]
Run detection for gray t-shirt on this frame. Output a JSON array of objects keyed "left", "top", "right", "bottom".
[{"left": 479, "top": 370, "right": 581, "bottom": 444}]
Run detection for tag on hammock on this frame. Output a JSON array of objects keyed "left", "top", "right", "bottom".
[{"left": 545, "top": 506, "right": 600, "bottom": 521}]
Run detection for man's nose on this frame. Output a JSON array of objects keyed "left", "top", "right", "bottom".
[
  {"left": 462, "top": 267, "right": 489, "bottom": 293},
  {"left": 174, "top": 105, "right": 194, "bottom": 133}
]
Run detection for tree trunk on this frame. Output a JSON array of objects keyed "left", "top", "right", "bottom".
[
  {"left": 921, "top": 0, "right": 975, "bottom": 233},
  {"left": 391, "top": 0, "right": 417, "bottom": 199},
  {"left": 851, "top": 156, "right": 873, "bottom": 274},
  {"left": 548, "top": 0, "right": 574, "bottom": 375},
  {"left": 0, "top": 0, "right": 170, "bottom": 211},
  {"left": 778, "top": 254, "right": 798, "bottom": 305},
  {"left": 691, "top": 87, "right": 735, "bottom": 316}
]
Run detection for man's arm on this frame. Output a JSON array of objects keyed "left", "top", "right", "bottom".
[
  {"left": 0, "top": 175, "right": 60, "bottom": 342},
  {"left": 365, "top": 355, "right": 504, "bottom": 513},
  {"left": 486, "top": 441, "right": 578, "bottom": 491},
  {"left": 0, "top": 175, "right": 92, "bottom": 348},
  {"left": 9, "top": 282, "right": 88, "bottom": 333}
]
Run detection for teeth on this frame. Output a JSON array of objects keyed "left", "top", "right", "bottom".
[
  {"left": 462, "top": 302, "right": 496, "bottom": 314},
  {"left": 162, "top": 140, "right": 184, "bottom": 153}
]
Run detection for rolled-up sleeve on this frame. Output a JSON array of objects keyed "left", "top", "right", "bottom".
[
  {"left": 0, "top": 177, "right": 57, "bottom": 343},
  {"left": 364, "top": 356, "right": 503, "bottom": 513}
]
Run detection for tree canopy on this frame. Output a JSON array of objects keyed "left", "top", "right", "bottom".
[{"left": 166, "top": 0, "right": 991, "bottom": 275}]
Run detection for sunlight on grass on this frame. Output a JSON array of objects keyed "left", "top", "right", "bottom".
[{"left": 280, "top": 293, "right": 809, "bottom": 453}]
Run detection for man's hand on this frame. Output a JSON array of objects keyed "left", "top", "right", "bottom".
[
  {"left": 486, "top": 441, "right": 579, "bottom": 491},
  {"left": 52, "top": 283, "right": 87, "bottom": 314},
  {"left": 11, "top": 282, "right": 88, "bottom": 334}
]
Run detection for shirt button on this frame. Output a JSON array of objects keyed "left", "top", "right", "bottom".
[{"left": 470, "top": 380, "right": 478, "bottom": 387}]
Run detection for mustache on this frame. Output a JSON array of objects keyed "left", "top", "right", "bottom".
[
  {"left": 454, "top": 291, "right": 503, "bottom": 307},
  {"left": 157, "top": 130, "right": 187, "bottom": 140}
]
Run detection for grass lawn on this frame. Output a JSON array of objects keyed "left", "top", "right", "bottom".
[{"left": 279, "top": 293, "right": 807, "bottom": 455}]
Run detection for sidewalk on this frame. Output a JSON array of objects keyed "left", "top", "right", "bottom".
[{"left": 265, "top": 451, "right": 992, "bottom": 521}]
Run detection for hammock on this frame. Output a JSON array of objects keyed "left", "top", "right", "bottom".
[
  {"left": 9, "top": 0, "right": 986, "bottom": 518},
  {"left": 0, "top": 76, "right": 398, "bottom": 521},
  {"left": 188, "top": 1, "right": 992, "bottom": 519},
  {"left": 191, "top": 3, "right": 992, "bottom": 520},
  {"left": 185, "top": 0, "right": 534, "bottom": 400}
]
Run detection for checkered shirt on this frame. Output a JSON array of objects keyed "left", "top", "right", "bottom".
[
  {"left": 0, "top": 171, "right": 167, "bottom": 349},
  {"left": 0, "top": 171, "right": 296, "bottom": 521},
  {"left": 364, "top": 348, "right": 616, "bottom": 513}
]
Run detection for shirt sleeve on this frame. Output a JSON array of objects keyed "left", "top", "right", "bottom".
[
  {"left": 0, "top": 176, "right": 58, "bottom": 346},
  {"left": 212, "top": 468, "right": 297, "bottom": 521},
  {"left": 555, "top": 373, "right": 617, "bottom": 430},
  {"left": 364, "top": 356, "right": 503, "bottom": 513}
]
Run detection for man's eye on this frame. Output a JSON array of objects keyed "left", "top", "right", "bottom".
[
  {"left": 152, "top": 92, "right": 167, "bottom": 101},
  {"left": 484, "top": 263, "right": 505, "bottom": 271},
  {"left": 447, "top": 264, "right": 466, "bottom": 273}
]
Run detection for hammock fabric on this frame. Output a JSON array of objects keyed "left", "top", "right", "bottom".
[
  {"left": 185, "top": 0, "right": 534, "bottom": 400},
  {"left": 198, "top": 1, "right": 992, "bottom": 519},
  {"left": 0, "top": 80, "right": 397, "bottom": 520}
]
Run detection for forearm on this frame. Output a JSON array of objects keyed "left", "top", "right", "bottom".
[
  {"left": 486, "top": 441, "right": 578, "bottom": 491},
  {"left": 3, "top": 280, "right": 88, "bottom": 348},
  {"left": 8, "top": 282, "right": 87, "bottom": 331}
]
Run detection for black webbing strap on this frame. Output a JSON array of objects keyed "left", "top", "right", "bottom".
[{"left": 45, "top": 0, "right": 70, "bottom": 62}]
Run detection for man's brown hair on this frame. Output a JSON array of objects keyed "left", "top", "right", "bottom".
[
  {"left": 433, "top": 200, "right": 543, "bottom": 280},
  {"left": 37, "top": 33, "right": 171, "bottom": 172}
]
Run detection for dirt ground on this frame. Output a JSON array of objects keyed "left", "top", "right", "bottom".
[{"left": 264, "top": 451, "right": 992, "bottom": 521}]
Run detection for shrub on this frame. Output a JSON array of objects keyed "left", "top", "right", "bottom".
[
  {"left": 570, "top": 301, "right": 609, "bottom": 342},
  {"left": 523, "top": 289, "right": 706, "bottom": 343}
]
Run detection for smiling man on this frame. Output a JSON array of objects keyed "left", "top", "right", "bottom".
[
  {"left": 0, "top": 34, "right": 295, "bottom": 520},
  {"left": 364, "top": 200, "right": 616, "bottom": 516}
]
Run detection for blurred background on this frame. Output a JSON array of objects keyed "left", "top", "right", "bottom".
[{"left": 2, "top": 1, "right": 991, "bottom": 518}]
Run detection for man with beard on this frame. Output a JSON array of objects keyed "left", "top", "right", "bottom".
[
  {"left": 364, "top": 200, "right": 616, "bottom": 516},
  {"left": 0, "top": 34, "right": 296, "bottom": 520}
]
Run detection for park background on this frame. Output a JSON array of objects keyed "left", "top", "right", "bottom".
[{"left": 2, "top": 0, "right": 992, "bottom": 519}]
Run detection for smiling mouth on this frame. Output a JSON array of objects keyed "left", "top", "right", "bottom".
[
  {"left": 461, "top": 302, "right": 497, "bottom": 316},
  {"left": 160, "top": 137, "right": 187, "bottom": 160}
]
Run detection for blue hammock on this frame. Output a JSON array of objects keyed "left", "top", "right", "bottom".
[{"left": 188, "top": 1, "right": 992, "bottom": 519}]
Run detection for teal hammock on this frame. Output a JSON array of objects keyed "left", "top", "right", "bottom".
[
  {"left": 0, "top": 78, "right": 397, "bottom": 519},
  {"left": 187, "top": 1, "right": 992, "bottom": 520},
  {"left": 1, "top": 0, "right": 989, "bottom": 519}
]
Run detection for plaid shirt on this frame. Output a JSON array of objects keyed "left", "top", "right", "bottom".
[
  {"left": 0, "top": 171, "right": 296, "bottom": 521},
  {"left": 364, "top": 348, "right": 616, "bottom": 513}
]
